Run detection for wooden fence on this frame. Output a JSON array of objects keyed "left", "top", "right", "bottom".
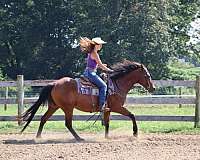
[{"left": 0, "top": 75, "right": 200, "bottom": 127}]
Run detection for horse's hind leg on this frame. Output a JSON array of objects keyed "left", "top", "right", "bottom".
[
  {"left": 63, "top": 108, "right": 84, "bottom": 141},
  {"left": 36, "top": 105, "right": 58, "bottom": 138},
  {"left": 113, "top": 106, "right": 138, "bottom": 136}
]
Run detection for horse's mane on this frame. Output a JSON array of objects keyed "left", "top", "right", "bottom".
[{"left": 110, "top": 60, "right": 141, "bottom": 80}]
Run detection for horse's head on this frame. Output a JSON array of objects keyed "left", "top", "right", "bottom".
[
  {"left": 110, "top": 60, "right": 155, "bottom": 93},
  {"left": 136, "top": 64, "right": 155, "bottom": 93}
]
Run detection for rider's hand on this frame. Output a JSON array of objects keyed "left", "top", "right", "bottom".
[{"left": 107, "top": 69, "right": 114, "bottom": 74}]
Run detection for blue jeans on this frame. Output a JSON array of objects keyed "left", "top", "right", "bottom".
[{"left": 83, "top": 69, "right": 107, "bottom": 107}]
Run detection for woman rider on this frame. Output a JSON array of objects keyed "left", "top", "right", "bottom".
[{"left": 79, "top": 37, "right": 114, "bottom": 112}]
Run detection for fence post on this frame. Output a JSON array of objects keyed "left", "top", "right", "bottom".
[
  {"left": 17, "top": 75, "right": 24, "bottom": 126},
  {"left": 4, "top": 87, "right": 8, "bottom": 111},
  {"left": 179, "top": 87, "right": 182, "bottom": 108},
  {"left": 195, "top": 76, "right": 200, "bottom": 128}
]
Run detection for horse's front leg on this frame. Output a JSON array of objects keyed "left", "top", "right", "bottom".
[
  {"left": 112, "top": 106, "right": 138, "bottom": 136},
  {"left": 104, "top": 111, "right": 111, "bottom": 138}
]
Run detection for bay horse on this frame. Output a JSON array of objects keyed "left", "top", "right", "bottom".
[{"left": 20, "top": 60, "right": 155, "bottom": 141}]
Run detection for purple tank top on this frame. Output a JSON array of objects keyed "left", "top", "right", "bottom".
[{"left": 86, "top": 53, "right": 97, "bottom": 69}]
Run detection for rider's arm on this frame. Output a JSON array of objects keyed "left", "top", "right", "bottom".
[{"left": 91, "top": 52, "right": 113, "bottom": 72}]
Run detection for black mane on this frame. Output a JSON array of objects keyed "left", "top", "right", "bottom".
[{"left": 110, "top": 60, "right": 141, "bottom": 80}]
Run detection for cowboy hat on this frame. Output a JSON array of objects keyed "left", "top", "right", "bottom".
[{"left": 92, "top": 37, "right": 107, "bottom": 44}]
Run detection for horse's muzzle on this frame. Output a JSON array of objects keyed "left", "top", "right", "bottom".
[
  {"left": 149, "top": 87, "right": 156, "bottom": 93},
  {"left": 148, "top": 86, "right": 156, "bottom": 93}
]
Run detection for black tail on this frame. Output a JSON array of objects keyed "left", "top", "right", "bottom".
[{"left": 20, "top": 84, "right": 54, "bottom": 133}]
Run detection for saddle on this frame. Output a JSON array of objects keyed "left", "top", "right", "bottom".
[
  {"left": 79, "top": 76, "right": 98, "bottom": 88},
  {"left": 75, "top": 74, "right": 115, "bottom": 96}
]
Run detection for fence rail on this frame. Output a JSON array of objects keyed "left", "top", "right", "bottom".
[
  {"left": 0, "top": 115, "right": 195, "bottom": 122},
  {"left": 0, "top": 79, "right": 196, "bottom": 87},
  {"left": 0, "top": 75, "right": 200, "bottom": 127},
  {"left": 0, "top": 96, "right": 196, "bottom": 105}
]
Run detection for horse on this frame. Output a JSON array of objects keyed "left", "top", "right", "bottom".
[{"left": 20, "top": 60, "right": 155, "bottom": 141}]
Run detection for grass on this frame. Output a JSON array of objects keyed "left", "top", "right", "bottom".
[{"left": 0, "top": 104, "right": 200, "bottom": 134}]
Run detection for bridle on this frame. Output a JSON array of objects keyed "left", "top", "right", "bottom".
[
  {"left": 107, "top": 64, "right": 153, "bottom": 97},
  {"left": 141, "top": 65, "right": 152, "bottom": 91}
]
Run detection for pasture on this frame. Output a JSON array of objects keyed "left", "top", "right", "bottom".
[
  {"left": 0, "top": 77, "right": 200, "bottom": 159},
  {"left": 1, "top": 104, "right": 200, "bottom": 160},
  {"left": 0, "top": 104, "right": 200, "bottom": 134}
]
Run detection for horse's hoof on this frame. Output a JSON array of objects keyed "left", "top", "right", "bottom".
[
  {"left": 77, "top": 138, "right": 85, "bottom": 142},
  {"left": 36, "top": 135, "right": 42, "bottom": 139},
  {"left": 105, "top": 136, "right": 110, "bottom": 139},
  {"left": 133, "top": 133, "right": 138, "bottom": 138}
]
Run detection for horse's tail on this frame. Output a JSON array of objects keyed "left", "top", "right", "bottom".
[{"left": 20, "top": 84, "right": 54, "bottom": 133}]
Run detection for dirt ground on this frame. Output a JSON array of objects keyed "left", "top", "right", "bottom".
[{"left": 0, "top": 131, "right": 200, "bottom": 160}]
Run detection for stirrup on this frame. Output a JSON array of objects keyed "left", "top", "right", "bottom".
[
  {"left": 100, "top": 105, "right": 110, "bottom": 112},
  {"left": 99, "top": 111, "right": 105, "bottom": 126}
]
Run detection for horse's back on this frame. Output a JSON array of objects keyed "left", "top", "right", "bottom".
[
  {"left": 53, "top": 77, "right": 77, "bottom": 90},
  {"left": 51, "top": 77, "right": 78, "bottom": 106},
  {"left": 55, "top": 77, "right": 73, "bottom": 83}
]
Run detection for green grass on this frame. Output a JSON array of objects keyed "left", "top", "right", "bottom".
[{"left": 0, "top": 104, "right": 200, "bottom": 134}]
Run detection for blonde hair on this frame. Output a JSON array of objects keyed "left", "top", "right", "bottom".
[{"left": 79, "top": 37, "right": 96, "bottom": 53}]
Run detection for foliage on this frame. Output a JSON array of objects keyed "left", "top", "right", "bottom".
[
  {"left": 0, "top": 68, "right": 5, "bottom": 81},
  {"left": 167, "top": 57, "right": 200, "bottom": 80},
  {"left": 0, "top": 0, "right": 199, "bottom": 80},
  {"left": 0, "top": 70, "right": 3, "bottom": 81}
]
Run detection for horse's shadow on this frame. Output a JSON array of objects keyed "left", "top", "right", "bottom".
[{"left": 3, "top": 138, "right": 97, "bottom": 145}]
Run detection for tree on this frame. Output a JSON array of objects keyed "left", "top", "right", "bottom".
[
  {"left": 0, "top": 0, "right": 83, "bottom": 79},
  {"left": 0, "top": 0, "right": 199, "bottom": 80}
]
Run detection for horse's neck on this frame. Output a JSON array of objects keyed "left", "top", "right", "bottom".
[{"left": 115, "top": 71, "right": 138, "bottom": 95}]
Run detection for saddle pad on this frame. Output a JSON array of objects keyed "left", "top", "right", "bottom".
[
  {"left": 75, "top": 78, "right": 99, "bottom": 96},
  {"left": 75, "top": 77, "right": 115, "bottom": 96}
]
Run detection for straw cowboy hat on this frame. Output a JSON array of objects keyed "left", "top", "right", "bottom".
[{"left": 92, "top": 37, "right": 107, "bottom": 44}]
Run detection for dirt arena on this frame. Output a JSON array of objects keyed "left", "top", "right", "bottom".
[{"left": 0, "top": 131, "right": 200, "bottom": 160}]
